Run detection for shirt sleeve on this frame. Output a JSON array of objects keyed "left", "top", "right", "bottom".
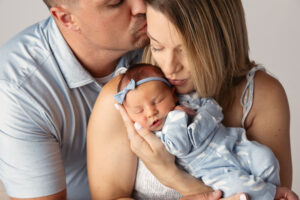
[
  {"left": 187, "top": 98, "right": 223, "bottom": 147},
  {"left": 161, "top": 110, "right": 192, "bottom": 157},
  {"left": 0, "top": 85, "right": 66, "bottom": 198}
]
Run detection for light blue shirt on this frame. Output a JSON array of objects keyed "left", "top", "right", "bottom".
[
  {"left": 157, "top": 93, "right": 279, "bottom": 199},
  {"left": 0, "top": 16, "right": 142, "bottom": 199}
]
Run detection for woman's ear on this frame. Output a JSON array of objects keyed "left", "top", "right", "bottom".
[{"left": 50, "top": 6, "right": 79, "bottom": 31}]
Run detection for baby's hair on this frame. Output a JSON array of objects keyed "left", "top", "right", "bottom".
[{"left": 117, "top": 63, "right": 168, "bottom": 92}]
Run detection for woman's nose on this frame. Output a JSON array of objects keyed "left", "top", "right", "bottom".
[{"left": 163, "top": 52, "right": 180, "bottom": 76}]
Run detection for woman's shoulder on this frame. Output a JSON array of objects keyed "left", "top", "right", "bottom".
[
  {"left": 92, "top": 75, "right": 122, "bottom": 108},
  {"left": 246, "top": 70, "right": 292, "bottom": 187},
  {"left": 89, "top": 75, "right": 123, "bottom": 129},
  {"left": 245, "top": 69, "right": 289, "bottom": 134},
  {"left": 100, "top": 75, "right": 122, "bottom": 97},
  {"left": 253, "top": 70, "right": 287, "bottom": 104}
]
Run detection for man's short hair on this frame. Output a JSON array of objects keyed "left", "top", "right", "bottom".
[{"left": 43, "top": 0, "right": 77, "bottom": 9}]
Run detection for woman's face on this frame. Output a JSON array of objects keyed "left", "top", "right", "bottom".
[{"left": 146, "top": 6, "right": 194, "bottom": 94}]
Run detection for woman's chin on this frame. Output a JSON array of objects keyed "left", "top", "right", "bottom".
[{"left": 175, "top": 87, "right": 194, "bottom": 95}]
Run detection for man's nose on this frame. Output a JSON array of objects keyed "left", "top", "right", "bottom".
[{"left": 130, "top": 0, "right": 146, "bottom": 16}]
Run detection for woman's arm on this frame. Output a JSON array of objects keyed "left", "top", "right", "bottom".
[
  {"left": 117, "top": 103, "right": 212, "bottom": 196},
  {"left": 117, "top": 103, "right": 248, "bottom": 200},
  {"left": 245, "top": 71, "right": 292, "bottom": 188},
  {"left": 87, "top": 76, "right": 137, "bottom": 199}
]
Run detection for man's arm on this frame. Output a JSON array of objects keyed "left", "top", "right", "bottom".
[
  {"left": 0, "top": 85, "right": 66, "bottom": 199},
  {"left": 10, "top": 190, "right": 66, "bottom": 200}
]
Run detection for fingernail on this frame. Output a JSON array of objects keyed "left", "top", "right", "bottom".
[
  {"left": 212, "top": 190, "right": 220, "bottom": 196},
  {"left": 114, "top": 103, "right": 119, "bottom": 110},
  {"left": 240, "top": 194, "right": 247, "bottom": 200},
  {"left": 134, "top": 122, "right": 142, "bottom": 130},
  {"left": 212, "top": 191, "right": 219, "bottom": 196}
]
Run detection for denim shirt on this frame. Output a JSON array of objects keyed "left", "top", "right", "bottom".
[{"left": 0, "top": 16, "right": 141, "bottom": 199}]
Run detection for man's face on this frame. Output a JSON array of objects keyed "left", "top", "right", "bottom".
[{"left": 71, "top": 0, "right": 149, "bottom": 51}]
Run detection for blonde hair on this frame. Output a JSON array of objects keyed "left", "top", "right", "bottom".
[{"left": 144, "top": 0, "right": 256, "bottom": 106}]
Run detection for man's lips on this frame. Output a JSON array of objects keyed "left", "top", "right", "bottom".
[
  {"left": 138, "top": 22, "right": 147, "bottom": 32},
  {"left": 168, "top": 79, "right": 186, "bottom": 86}
]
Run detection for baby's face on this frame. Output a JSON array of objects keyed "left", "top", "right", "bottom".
[{"left": 124, "top": 81, "right": 176, "bottom": 132}]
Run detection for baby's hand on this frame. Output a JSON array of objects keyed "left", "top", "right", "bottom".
[{"left": 174, "top": 105, "right": 196, "bottom": 115}]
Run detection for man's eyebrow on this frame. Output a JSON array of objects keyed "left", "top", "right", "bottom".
[{"left": 147, "top": 32, "right": 160, "bottom": 43}]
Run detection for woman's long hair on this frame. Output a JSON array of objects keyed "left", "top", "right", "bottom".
[{"left": 144, "top": 0, "right": 256, "bottom": 107}]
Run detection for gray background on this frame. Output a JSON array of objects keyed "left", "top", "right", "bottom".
[{"left": 0, "top": 0, "right": 299, "bottom": 198}]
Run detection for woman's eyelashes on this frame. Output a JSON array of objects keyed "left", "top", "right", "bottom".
[
  {"left": 108, "top": 0, "right": 123, "bottom": 8},
  {"left": 150, "top": 45, "right": 163, "bottom": 52}
]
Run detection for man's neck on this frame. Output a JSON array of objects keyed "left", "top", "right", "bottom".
[{"left": 59, "top": 25, "right": 129, "bottom": 78}]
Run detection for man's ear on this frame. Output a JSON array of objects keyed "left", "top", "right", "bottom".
[{"left": 50, "top": 6, "right": 79, "bottom": 31}]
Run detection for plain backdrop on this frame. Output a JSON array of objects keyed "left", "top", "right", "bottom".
[{"left": 0, "top": 0, "right": 299, "bottom": 198}]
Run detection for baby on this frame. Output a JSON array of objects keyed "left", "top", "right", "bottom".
[{"left": 114, "top": 63, "right": 280, "bottom": 199}]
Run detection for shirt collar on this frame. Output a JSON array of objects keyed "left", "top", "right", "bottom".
[
  {"left": 46, "top": 17, "right": 94, "bottom": 88},
  {"left": 46, "top": 17, "right": 142, "bottom": 89}
]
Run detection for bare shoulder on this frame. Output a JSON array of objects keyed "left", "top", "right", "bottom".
[
  {"left": 88, "top": 75, "right": 123, "bottom": 135},
  {"left": 246, "top": 70, "right": 290, "bottom": 133},
  {"left": 97, "top": 75, "right": 121, "bottom": 103},
  {"left": 248, "top": 70, "right": 292, "bottom": 187},
  {"left": 253, "top": 70, "right": 288, "bottom": 103}
]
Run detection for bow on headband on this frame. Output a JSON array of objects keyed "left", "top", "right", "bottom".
[{"left": 114, "top": 77, "right": 171, "bottom": 104}]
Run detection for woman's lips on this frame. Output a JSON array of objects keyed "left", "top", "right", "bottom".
[{"left": 168, "top": 79, "right": 186, "bottom": 86}]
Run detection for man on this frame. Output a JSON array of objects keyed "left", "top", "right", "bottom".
[{"left": 0, "top": 0, "right": 148, "bottom": 199}]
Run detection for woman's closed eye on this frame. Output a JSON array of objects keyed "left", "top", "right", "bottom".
[{"left": 150, "top": 44, "right": 164, "bottom": 52}]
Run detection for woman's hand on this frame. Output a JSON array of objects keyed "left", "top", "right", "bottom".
[
  {"left": 115, "top": 103, "right": 248, "bottom": 200},
  {"left": 180, "top": 191, "right": 248, "bottom": 200},
  {"left": 115, "top": 103, "right": 178, "bottom": 186},
  {"left": 275, "top": 187, "right": 299, "bottom": 200}
]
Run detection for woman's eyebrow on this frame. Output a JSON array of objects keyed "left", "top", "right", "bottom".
[
  {"left": 147, "top": 32, "right": 160, "bottom": 43},
  {"left": 147, "top": 31, "right": 182, "bottom": 49}
]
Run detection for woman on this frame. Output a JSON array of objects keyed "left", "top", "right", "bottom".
[{"left": 87, "top": 0, "right": 296, "bottom": 199}]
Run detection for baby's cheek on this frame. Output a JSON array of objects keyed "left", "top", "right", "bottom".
[{"left": 139, "top": 120, "right": 149, "bottom": 129}]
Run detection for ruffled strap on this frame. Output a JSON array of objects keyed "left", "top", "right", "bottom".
[{"left": 240, "top": 66, "right": 265, "bottom": 128}]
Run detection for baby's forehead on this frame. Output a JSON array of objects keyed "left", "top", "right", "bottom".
[{"left": 125, "top": 82, "right": 171, "bottom": 102}]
